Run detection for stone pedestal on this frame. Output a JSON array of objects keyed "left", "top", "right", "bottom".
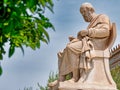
[
  {"left": 58, "top": 58, "right": 117, "bottom": 90},
  {"left": 59, "top": 81, "right": 117, "bottom": 90}
]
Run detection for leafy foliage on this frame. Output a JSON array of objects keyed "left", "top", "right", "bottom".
[
  {"left": 20, "top": 72, "right": 58, "bottom": 90},
  {"left": 0, "top": 0, "right": 54, "bottom": 60},
  {"left": 37, "top": 83, "right": 48, "bottom": 90},
  {"left": 111, "top": 65, "right": 120, "bottom": 89},
  {"left": 38, "top": 72, "right": 58, "bottom": 90},
  {"left": 48, "top": 72, "right": 58, "bottom": 83},
  {"left": 23, "top": 87, "right": 33, "bottom": 90}
]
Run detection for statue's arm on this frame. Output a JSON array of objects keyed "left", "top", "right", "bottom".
[{"left": 88, "top": 15, "right": 110, "bottom": 38}]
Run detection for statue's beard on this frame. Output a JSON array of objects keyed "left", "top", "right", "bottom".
[
  {"left": 83, "top": 13, "right": 92, "bottom": 22},
  {"left": 84, "top": 16, "right": 92, "bottom": 22}
]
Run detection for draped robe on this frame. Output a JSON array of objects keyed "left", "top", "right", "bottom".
[{"left": 58, "top": 14, "right": 111, "bottom": 76}]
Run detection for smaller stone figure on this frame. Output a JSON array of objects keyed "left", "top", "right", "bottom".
[{"left": 48, "top": 2, "right": 117, "bottom": 90}]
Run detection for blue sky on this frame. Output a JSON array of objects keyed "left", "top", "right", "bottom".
[{"left": 0, "top": 0, "right": 120, "bottom": 90}]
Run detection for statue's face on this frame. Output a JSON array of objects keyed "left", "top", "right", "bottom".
[{"left": 81, "top": 8, "right": 92, "bottom": 22}]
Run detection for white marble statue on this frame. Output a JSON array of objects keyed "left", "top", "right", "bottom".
[{"left": 48, "top": 2, "right": 117, "bottom": 90}]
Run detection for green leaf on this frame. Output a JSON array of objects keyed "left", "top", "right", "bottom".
[
  {"left": 9, "top": 44, "right": 15, "bottom": 58},
  {"left": 0, "top": 54, "right": 3, "bottom": 60},
  {"left": 40, "top": 0, "right": 45, "bottom": 8},
  {"left": 0, "top": 23, "right": 2, "bottom": 28},
  {"left": 46, "top": 5, "right": 54, "bottom": 13},
  {"left": 51, "top": 24, "right": 55, "bottom": 31},
  {"left": 0, "top": 36, "right": 2, "bottom": 42},
  {"left": 39, "top": 25, "right": 50, "bottom": 42},
  {"left": 12, "top": 12, "right": 17, "bottom": 16},
  {"left": 4, "top": 0, "right": 8, "bottom": 3},
  {"left": 36, "top": 41, "right": 40, "bottom": 48},
  {"left": 3, "top": 22, "right": 8, "bottom": 26},
  {"left": 0, "top": 65, "right": 2, "bottom": 76},
  {"left": 7, "top": 8, "right": 11, "bottom": 13},
  {"left": 48, "top": 0, "right": 54, "bottom": 7},
  {"left": 20, "top": 45, "right": 24, "bottom": 56},
  {"left": 41, "top": 37, "right": 47, "bottom": 44}
]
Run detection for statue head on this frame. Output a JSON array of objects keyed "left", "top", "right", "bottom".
[{"left": 80, "top": 2, "right": 95, "bottom": 22}]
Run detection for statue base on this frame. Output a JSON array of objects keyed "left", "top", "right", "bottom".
[{"left": 58, "top": 81, "right": 117, "bottom": 90}]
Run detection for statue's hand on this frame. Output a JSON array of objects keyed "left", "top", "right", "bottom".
[
  {"left": 79, "top": 30, "right": 88, "bottom": 37},
  {"left": 69, "top": 36, "right": 75, "bottom": 41}
]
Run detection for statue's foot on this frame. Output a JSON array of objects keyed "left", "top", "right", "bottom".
[
  {"left": 48, "top": 80, "right": 58, "bottom": 87},
  {"left": 78, "top": 77, "right": 85, "bottom": 83}
]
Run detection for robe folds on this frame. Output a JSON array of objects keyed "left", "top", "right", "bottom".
[{"left": 58, "top": 14, "right": 111, "bottom": 76}]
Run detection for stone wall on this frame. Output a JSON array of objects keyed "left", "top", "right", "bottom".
[{"left": 110, "top": 44, "right": 120, "bottom": 69}]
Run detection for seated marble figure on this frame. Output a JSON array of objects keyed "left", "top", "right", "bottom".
[{"left": 48, "top": 2, "right": 117, "bottom": 90}]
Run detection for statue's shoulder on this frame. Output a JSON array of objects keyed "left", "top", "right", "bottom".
[
  {"left": 98, "top": 14, "right": 109, "bottom": 19},
  {"left": 97, "top": 14, "right": 110, "bottom": 22}
]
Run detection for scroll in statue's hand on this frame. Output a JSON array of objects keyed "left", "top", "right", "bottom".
[
  {"left": 79, "top": 30, "right": 88, "bottom": 37},
  {"left": 69, "top": 36, "right": 75, "bottom": 41}
]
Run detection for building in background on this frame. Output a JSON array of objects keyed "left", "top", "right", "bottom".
[{"left": 110, "top": 44, "right": 120, "bottom": 69}]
